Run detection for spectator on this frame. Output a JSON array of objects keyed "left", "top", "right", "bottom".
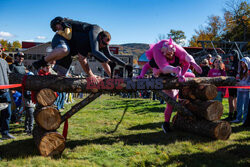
[
  {"left": 206, "top": 54, "right": 213, "bottom": 67},
  {"left": 231, "top": 57, "right": 250, "bottom": 123},
  {"left": 11, "top": 90, "right": 22, "bottom": 123},
  {"left": 199, "top": 59, "right": 210, "bottom": 77},
  {"left": 0, "top": 56, "right": 15, "bottom": 140},
  {"left": 225, "top": 50, "right": 240, "bottom": 121},
  {"left": 9, "top": 52, "right": 26, "bottom": 74},
  {"left": 24, "top": 68, "right": 36, "bottom": 135},
  {"left": 208, "top": 57, "right": 226, "bottom": 102}
]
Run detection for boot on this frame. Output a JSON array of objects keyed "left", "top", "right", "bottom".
[
  {"left": 224, "top": 112, "right": 233, "bottom": 121},
  {"left": 32, "top": 57, "right": 47, "bottom": 70},
  {"left": 233, "top": 111, "right": 237, "bottom": 120},
  {"left": 162, "top": 122, "right": 171, "bottom": 134}
]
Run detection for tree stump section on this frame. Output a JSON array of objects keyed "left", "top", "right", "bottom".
[
  {"left": 36, "top": 88, "right": 57, "bottom": 106},
  {"left": 185, "top": 100, "right": 223, "bottom": 121},
  {"left": 179, "top": 84, "right": 218, "bottom": 101},
  {"left": 34, "top": 106, "right": 61, "bottom": 131},
  {"left": 33, "top": 126, "right": 65, "bottom": 157},
  {"left": 172, "top": 114, "right": 231, "bottom": 140}
]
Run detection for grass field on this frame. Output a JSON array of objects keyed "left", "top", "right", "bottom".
[{"left": 0, "top": 95, "right": 249, "bottom": 167}]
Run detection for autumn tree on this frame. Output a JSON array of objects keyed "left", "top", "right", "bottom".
[
  {"left": 189, "top": 0, "right": 249, "bottom": 47},
  {"left": 222, "top": 0, "right": 249, "bottom": 41},
  {"left": 189, "top": 15, "right": 224, "bottom": 47},
  {"left": 0, "top": 40, "right": 22, "bottom": 51}
]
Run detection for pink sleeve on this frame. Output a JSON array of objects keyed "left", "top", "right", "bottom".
[
  {"left": 181, "top": 62, "right": 190, "bottom": 75},
  {"left": 152, "top": 45, "right": 169, "bottom": 70},
  {"left": 174, "top": 43, "right": 189, "bottom": 62},
  {"left": 139, "top": 62, "right": 151, "bottom": 77}
]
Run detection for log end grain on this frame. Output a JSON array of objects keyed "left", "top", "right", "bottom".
[
  {"left": 36, "top": 88, "right": 57, "bottom": 106},
  {"left": 35, "top": 107, "right": 62, "bottom": 130},
  {"left": 39, "top": 132, "right": 66, "bottom": 157}
]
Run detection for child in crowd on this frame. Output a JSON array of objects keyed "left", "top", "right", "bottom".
[
  {"left": 24, "top": 68, "right": 36, "bottom": 135},
  {"left": 231, "top": 57, "right": 250, "bottom": 123},
  {"left": 208, "top": 57, "right": 226, "bottom": 102},
  {"left": 225, "top": 50, "right": 240, "bottom": 121}
]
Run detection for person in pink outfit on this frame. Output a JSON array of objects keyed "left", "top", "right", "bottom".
[
  {"left": 137, "top": 38, "right": 202, "bottom": 133},
  {"left": 208, "top": 57, "right": 227, "bottom": 102},
  {"left": 137, "top": 38, "right": 202, "bottom": 81}
]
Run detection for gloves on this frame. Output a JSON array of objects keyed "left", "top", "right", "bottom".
[{"left": 153, "top": 68, "right": 161, "bottom": 77}]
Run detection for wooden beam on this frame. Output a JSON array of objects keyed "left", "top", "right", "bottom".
[{"left": 9, "top": 73, "right": 236, "bottom": 93}]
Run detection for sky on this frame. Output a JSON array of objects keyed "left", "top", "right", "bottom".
[{"left": 0, "top": 0, "right": 229, "bottom": 45}]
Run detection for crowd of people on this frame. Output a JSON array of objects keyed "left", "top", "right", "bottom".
[{"left": 0, "top": 16, "right": 249, "bottom": 141}]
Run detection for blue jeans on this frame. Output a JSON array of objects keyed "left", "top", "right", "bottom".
[
  {"left": 0, "top": 91, "right": 12, "bottom": 135},
  {"left": 55, "top": 92, "right": 66, "bottom": 110},
  {"left": 214, "top": 91, "right": 223, "bottom": 102},
  {"left": 236, "top": 90, "right": 250, "bottom": 122},
  {"left": 25, "top": 107, "right": 34, "bottom": 132}
]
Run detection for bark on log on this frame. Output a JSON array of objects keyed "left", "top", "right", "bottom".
[
  {"left": 36, "top": 88, "right": 57, "bottom": 106},
  {"left": 172, "top": 114, "right": 231, "bottom": 140},
  {"left": 153, "top": 90, "right": 193, "bottom": 117},
  {"left": 179, "top": 84, "right": 218, "bottom": 101},
  {"left": 34, "top": 106, "right": 61, "bottom": 131},
  {"left": 33, "top": 126, "right": 65, "bottom": 157},
  {"left": 61, "top": 92, "right": 102, "bottom": 123},
  {"left": 9, "top": 73, "right": 236, "bottom": 93},
  {"left": 185, "top": 100, "right": 223, "bottom": 121}
]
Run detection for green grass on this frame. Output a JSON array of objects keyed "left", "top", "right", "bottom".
[{"left": 0, "top": 95, "right": 249, "bottom": 167}]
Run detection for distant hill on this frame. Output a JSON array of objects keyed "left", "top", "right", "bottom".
[{"left": 111, "top": 43, "right": 149, "bottom": 59}]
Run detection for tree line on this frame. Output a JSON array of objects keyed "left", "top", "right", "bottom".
[
  {"left": 157, "top": 0, "right": 249, "bottom": 49},
  {"left": 0, "top": 39, "right": 22, "bottom": 52}
]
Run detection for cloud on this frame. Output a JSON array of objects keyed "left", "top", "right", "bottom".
[
  {"left": 36, "top": 36, "right": 47, "bottom": 40},
  {"left": 0, "top": 31, "right": 14, "bottom": 39}
]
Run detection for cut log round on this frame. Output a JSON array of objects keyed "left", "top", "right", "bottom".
[
  {"left": 185, "top": 100, "right": 223, "bottom": 121},
  {"left": 36, "top": 88, "right": 57, "bottom": 106},
  {"left": 34, "top": 106, "right": 61, "bottom": 131},
  {"left": 172, "top": 114, "right": 231, "bottom": 140},
  {"left": 33, "top": 126, "right": 65, "bottom": 157},
  {"left": 180, "top": 84, "right": 218, "bottom": 101}
]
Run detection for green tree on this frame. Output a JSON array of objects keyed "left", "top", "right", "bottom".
[
  {"left": 167, "top": 29, "right": 186, "bottom": 46},
  {"left": 156, "top": 29, "right": 186, "bottom": 46}
]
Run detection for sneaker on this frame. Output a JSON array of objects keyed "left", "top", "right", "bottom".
[
  {"left": 2, "top": 133, "right": 16, "bottom": 140},
  {"left": 231, "top": 119, "right": 242, "bottom": 123},
  {"left": 162, "top": 122, "right": 171, "bottom": 134}
]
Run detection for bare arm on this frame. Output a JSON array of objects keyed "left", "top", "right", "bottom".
[{"left": 78, "top": 54, "right": 94, "bottom": 76}]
